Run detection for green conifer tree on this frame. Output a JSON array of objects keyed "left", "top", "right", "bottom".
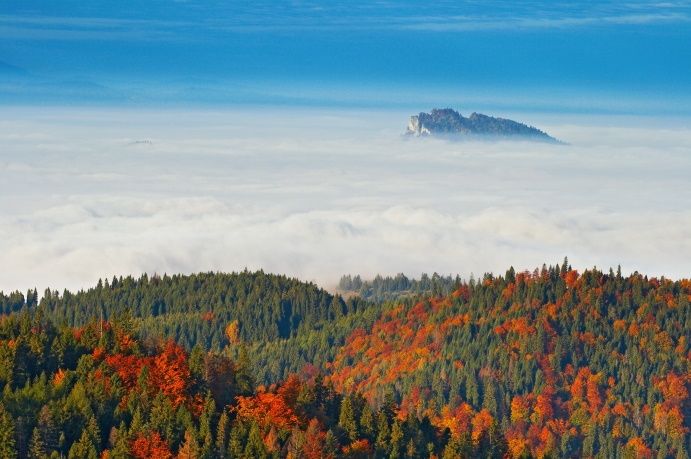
[
  {"left": 359, "top": 403, "right": 376, "bottom": 441},
  {"left": 68, "top": 430, "right": 98, "bottom": 459},
  {"left": 0, "top": 403, "right": 17, "bottom": 459},
  {"left": 177, "top": 430, "right": 200, "bottom": 459},
  {"left": 227, "top": 423, "right": 245, "bottom": 459},
  {"left": 338, "top": 395, "right": 359, "bottom": 442},
  {"left": 109, "top": 422, "right": 131, "bottom": 459},
  {"left": 28, "top": 428, "right": 47, "bottom": 459},
  {"left": 375, "top": 411, "right": 390, "bottom": 456},
  {"left": 244, "top": 422, "right": 268, "bottom": 459},
  {"left": 389, "top": 420, "right": 404, "bottom": 459},
  {"left": 215, "top": 411, "right": 230, "bottom": 459}
]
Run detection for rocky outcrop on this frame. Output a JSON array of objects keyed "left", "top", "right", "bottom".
[{"left": 406, "top": 108, "right": 558, "bottom": 142}]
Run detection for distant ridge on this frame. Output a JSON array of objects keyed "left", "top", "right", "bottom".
[{"left": 406, "top": 108, "right": 559, "bottom": 142}]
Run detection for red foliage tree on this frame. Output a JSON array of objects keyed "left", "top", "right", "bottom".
[
  {"left": 235, "top": 390, "right": 300, "bottom": 430},
  {"left": 130, "top": 432, "right": 173, "bottom": 459},
  {"left": 152, "top": 341, "right": 191, "bottom": 407},
  {"left": 303, "top": 418, "right": 328, "bottom": 459}
]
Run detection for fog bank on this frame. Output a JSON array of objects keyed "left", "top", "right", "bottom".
[{"left": 1, "top": 107, "right": 689, "bottom": 292}]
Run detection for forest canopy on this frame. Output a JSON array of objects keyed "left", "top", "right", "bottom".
[{"left": 0, "top": 261, "right": 688, "bottom": 458}]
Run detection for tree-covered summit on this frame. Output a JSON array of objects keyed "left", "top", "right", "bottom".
[{"left": 27, "top": 271, "right": 364, "bottom": 349}]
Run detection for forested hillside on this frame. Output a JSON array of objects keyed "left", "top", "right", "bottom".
[
  {"left": 0, "top": 262, "right": 688, "bottom": 458},
  {"left": 31, "top": 271, "right": 367, "bottom": 349}
]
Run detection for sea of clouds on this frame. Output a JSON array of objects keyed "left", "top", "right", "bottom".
[{"left": 1, "top": 107, "right": 689, "bottom": 293}]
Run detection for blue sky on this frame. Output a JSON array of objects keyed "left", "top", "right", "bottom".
[{"left": 2, "top": 1, "right": 691, "bottom": 112}]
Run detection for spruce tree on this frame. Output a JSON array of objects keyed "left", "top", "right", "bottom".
[
  {"left": 482, "top": 378, "right": 498, "bottom": 417},
  {"left": 375, "top": 411, "right": 390, "bottom": 455},
  {"left": 28, "top": 428, "right": 46, "bottom": 459},
  {"left": 359, "top": 403, "right": 376, "bottom": 441},
  {"left": 68, "top": 430, "right": 98, "bottom": 459},
  {"left": 442, "top": 437, "right": 463, "bottom": 459},
  {"left": 338, "top": 395, "right": 359, "bottom": 442},
  {"left": 109, "top": 422, "right": 131, "bottom": 459},
  {"left": 36, "top": 406, "right": 58, "bottom": 454},
  {"left": 0, "top": 403, "right": 17, "bottom": 459},
  {"left": 244, "top": 422, "right": 268, "bottom": 459},
  {"left": 177, "top": 430, "right": 200, "bottom": 459},
  {"left": 227, "top": 422, "right": 246, "bottom": 459},
  {"left": 389, "top": 420, "right": 404, "bottom": 459},
  {"left": 323, "top": 430, "right": 339, "bottom": 458},
  {"left": 215, "top": 411, "right": 230, "bottom": 458},
  {"left": 235, "top": 347, "right": 255, "bottom": 395}
]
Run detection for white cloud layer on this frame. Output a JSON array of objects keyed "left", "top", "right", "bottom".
[{"left": 0, "top": 107, "right": 690, "bottom": 292}]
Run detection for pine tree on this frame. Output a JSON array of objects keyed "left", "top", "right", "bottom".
[
  {"left": 200, "top": 430, "right": 214, "bottom": 459},
  {"left": 405, "top": 439, "right": 417, "bottom": 458},
  {"left": 487, "top": 423, "right": 507, "bottom": 459},
  {"left": 482, "top": 378, "right": 498, "bottom": 417},
  {"left": 0, "top": 403, "right": 17, "bottom": 459},
  {"left": 215, "top": 411, "right": 230, "bottom": 459},
  {"left": 177, "top": 430, "right": 200, "bottom": 459},
  {"left": 359, "top": 403, "right": 376, "bottom": 441},
  {"left": 28, "top": 428, "right": 46, "bottom": 459},
  {"left": 227, "top": 423, "right": 246, "bottom": 459},
  {"left": 244, "top": 422, "right": 268, "bottom": 459},
  {"left": 109, "top": 422, "right": 131, "bottom": 459},
  {"left": 338, "top": 395, "right": 359, "bottom": 442},
  {"left": 68, "top": 430, "right": 98, "bottom": 459},
  {"left": 36, "top": 406, "right": 58, "bottom": 454},
  {"left": 263, "top": 427, "right": 279, "bottom": 454},
  {"left": 466, "top": 372, "right": 480, "bottom": 407},
  {"left": 324, "top": 430, "right": 339, "bottom": 458},
  {"left": 198, "top": 394, "right": 216, "bottom": 459},
  {"left": 458, "top": 432, "right": 474, "bottom": 458},
  {"left": 388, "top": 420, "right": 404, "bottom": 459},
  {"left": 285, "top": 427, "right": 304, "bottom": 458},
  {"left": 235, "top": 347, "right": 255, "bottom": 396},
  {"left": 375, "top": 411, "right": 390, "bottom": 456},
  {"left": 150, "top": 394, "right": 177, "bottom": 447},
  {"left": 442, "top": 438, "right": 462, "bottom": 459},
  {"left": 582, "top": 427, "right": 596, "bottom": 458},
  {"left": 85, "top": 415, "right": 102, "bottom": 452}
]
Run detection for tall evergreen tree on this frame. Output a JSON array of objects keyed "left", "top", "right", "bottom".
[
  {"left": 177, "top": 430, "right": 200, "bottom": 459},
  {"left": 28, "top": 428, "right": 46, "bottom": 459},
  {"left": 359, "top": 403, "right": 376, "bottom": 441},
  {"left": 68, "top": 430, "right": 98, "bottom": 459},
  {"left": 388, "top": 420, "right": 404, "bottom": 459},
  {"left": 244, "top": 422, "right": 268, "bottom": 459},
  {"left": 338, "top": 395, "right": 359, "bottom": 442},
  {"left": 215, "top": 411, "right": 230, "bottom": 459},
  {"left": 0, "top": 403, "right": 17, "bottom": 459}
]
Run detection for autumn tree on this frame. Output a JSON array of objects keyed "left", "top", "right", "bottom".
[
  {"left": 130, "top": 432, "right": 173, "bottom": 459},
  {"left": 176, "top": 430, "right": 199, "bottom": 459}
]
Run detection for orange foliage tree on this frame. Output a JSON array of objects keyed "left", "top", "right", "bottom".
[
  {"left": 130, "top": 432, "right": 173, "bottom": 459},
  {"left": 234, "top": 390, "right": 300, "bottom": 430}
]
